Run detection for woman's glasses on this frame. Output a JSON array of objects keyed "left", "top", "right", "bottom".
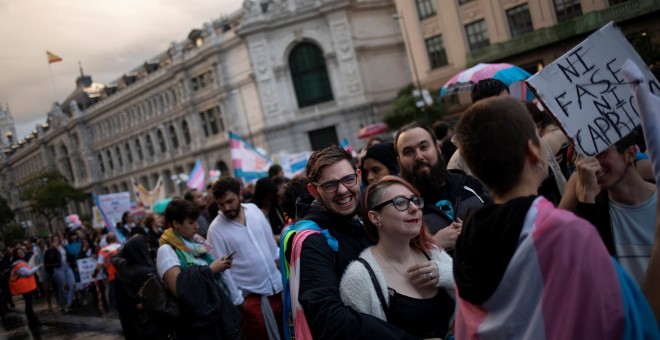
[{"left": 371, "top": 195, "right": 424, "bottom": 211}]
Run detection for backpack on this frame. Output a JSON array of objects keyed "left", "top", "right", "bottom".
[{"left": 279, "top": 220, "right": 338, "bottom": 340}]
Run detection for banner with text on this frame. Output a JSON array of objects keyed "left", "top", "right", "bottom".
[{"left": 526, "top": 22, "right": 659, "bottom": 156}]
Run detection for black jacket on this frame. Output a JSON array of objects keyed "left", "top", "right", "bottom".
[
  {"left": 298, "top": 202, "right": 420, "bottom": 340},
  {"left": 575, "top": 189, "right": 616, "bottom": 256},
  {"left": 44, "top": 248, "right": 62, "bottom": 274},
  {"left": 421, "top": 170, "right": 491, "bottom": 235}
]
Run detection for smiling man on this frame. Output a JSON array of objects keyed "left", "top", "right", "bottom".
[
  {"left": 395, "top": 122, "right": 490, "bottom": 252},
  {"left": 296, "top": 146, "right": 420, "bottom": 339},
  {"left": 574, "top": 132, "right": 657, "bottom": 286}
]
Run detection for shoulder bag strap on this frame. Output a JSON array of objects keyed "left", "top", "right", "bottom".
[{"left": 356, "top": 258, "right": 390, "bottom": 320}]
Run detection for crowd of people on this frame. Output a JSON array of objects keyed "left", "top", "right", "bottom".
[{"left": 2, "top": 70, "right": 660, "bottom": 340}]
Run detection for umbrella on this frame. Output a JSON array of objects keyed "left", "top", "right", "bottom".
[
  {"left": 358, "top": 122, "right": 388, "bottom": 139},
  {"left": 439, "top": 63, "right": 534, "bottom": 101}
]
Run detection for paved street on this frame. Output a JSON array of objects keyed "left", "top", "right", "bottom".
[{"left": 0, "top": 294, "right": 123, "bottom": 339}]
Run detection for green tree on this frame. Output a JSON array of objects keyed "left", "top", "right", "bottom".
[
  {"left": 0, "top": 196, "right": 15, "bottom": 231},
  {"left": 19, "top": 171, "right": 85, "bottom": 233},
  {"left": 2, "top": 224, "right": 25, "bottom": 246},
  {"left": 384, "top": 84, "right": 447, "bottom": 131}
]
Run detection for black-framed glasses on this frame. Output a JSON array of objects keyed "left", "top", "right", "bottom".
[
  {"left": 313, "top": 173, "right": 359, "bottom": 193},
  {"left": 371, "top": 195, "right": 424, "bottom": 211}
]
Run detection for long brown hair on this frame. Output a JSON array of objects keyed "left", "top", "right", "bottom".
[{"left": 362, "top": 175, "right": 435, "bottom": 253}]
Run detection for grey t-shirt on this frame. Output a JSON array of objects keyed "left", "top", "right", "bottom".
[{"left": 609, "top": 192, "right": 657, "bottom": 286}]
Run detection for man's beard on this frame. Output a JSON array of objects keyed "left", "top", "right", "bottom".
[
  {"left": 223, "top": 204, "right": 242, "bottom": 220},
  {"left": 401, "top": 154, "right": 448, "bottom": 198}
]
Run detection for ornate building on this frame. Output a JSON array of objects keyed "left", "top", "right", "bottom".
[{"left": 1, "top": 0, "right": 411, "bottom": 229}]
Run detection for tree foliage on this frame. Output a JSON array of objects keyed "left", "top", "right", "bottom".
[
  {"left": 0, "top": 196, "right": 14, "bottom": 230},
  {"left": 19, "top": 171, "right": 85, "bottom": 233},
  {"left": 2, "top": 224, "right": 24, "bottom": 246},
  {"left": 384, "top": 84, "right": 447, "bottom": 131}
]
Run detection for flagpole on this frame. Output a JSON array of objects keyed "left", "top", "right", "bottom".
[{"left": 47, "top": 62, "right": 58, "bottom": 103}]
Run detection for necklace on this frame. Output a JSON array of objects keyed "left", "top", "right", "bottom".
[{"left": 375, "top": 247, "right": 418, "bottom": 278}]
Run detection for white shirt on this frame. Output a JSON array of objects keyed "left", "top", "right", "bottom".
[{"left": 207, "top": 203, "right": 282, "bottom": 305}]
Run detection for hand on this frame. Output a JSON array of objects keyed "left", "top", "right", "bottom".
[
  {"left": 210, "top": 256, "right": 232, "bottom": 273},
  {"left": 575, "top": 155, "right": 602, "bottom": 203},
  {"left": 407, "top": 260, "right": 439, "bottom": 288},
  {"left": 432, "top": 219, "right": 462, "bottom": 251}
]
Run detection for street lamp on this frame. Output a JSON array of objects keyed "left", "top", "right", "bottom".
[{"left": 393, "top": 12, "right": 432, "bottom": 109}]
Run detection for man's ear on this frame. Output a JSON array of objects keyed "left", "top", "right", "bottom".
[
  {"left": 527, "top": 139, "right": 543, "bottom": 163},
  {"left": 307, "top": 182, "right": 319, "bottom": 198},
  {"left": 356, "top": 168, "right": 362, "bottom": 183}
]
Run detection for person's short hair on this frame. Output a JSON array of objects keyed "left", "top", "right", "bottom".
[
  {"left": 121, "top": 211, "right": 131, "bottom": 224},
  {"left": 366, "top": 137, "right": 384, "bottom": 147},
  {"left": 278, "top": 178, "right": 312, "bottom": 221},
  {"left": 360, "top": 142, "right": 399, "bottom": 178},
  {"left": 440, "top": 136, "right": 457, "bottom": 162},
  {"left": 432, "top": 121, "right": 452, "bottom": 141},
  {"left": 268, "top": 164, "right": 283, "bottom": 178},
  {"left": 141, "top": 213, "right": 156, "bottom": 229},
  {"left": 524, "top": 102, "right": 554, "bottom": 130},
  {"left": 471, "top": 78, "right": 509, "bottom": 103},
  {"left": 305, "top": 146, "right": 355, "bottom": 183},
  {"left": 183, "top": 188, "right": 199, "bottom": 202},
  {"left": 613, "top": 131, "right": 637, "bottom": 154},
  {"left": 212, "top": 176, "right": 241, "bottom": 199},
  {"left": 252, "top": 177, "right": 278, "bottom": 207},
  {"left": 455, "top": 96, "right": 539, "bottom": 197},
  {"left": 106, "top": 233, "right": 117, "bottom": 244},
  {"left": 394, "top": 122, "right": 438, "bottom": 155},
  {"left": 362, "top": 176, "right": 434, "bottom": 253},
  {"left": 164, "top": 197, "right": 200, "bottom": 226}
]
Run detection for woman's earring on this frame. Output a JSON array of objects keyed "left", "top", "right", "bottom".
[{"left": 536, "top": 161, "right": 544, "bottom": 170}]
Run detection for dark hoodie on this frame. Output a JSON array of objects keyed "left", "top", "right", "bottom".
[
  {"left": 453, "top": 196, "right": 537, "bottom": 305},
  {"left": 297, "top": 201, "right": 420, "bottom": 339}
]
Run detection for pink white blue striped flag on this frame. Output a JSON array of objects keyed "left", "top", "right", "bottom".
[
  {"left": 187, "top": 159, "right": 205, "bottom": 191},
  {"left": 229, "top": 131, "right": 273, "bottom": 184}
]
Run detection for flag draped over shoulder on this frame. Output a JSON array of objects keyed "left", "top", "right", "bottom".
[
  {"left": 229, "top": 131, "right": 273, "bottom": 184},
  {"left": 187, "top": 159, "right": 205, "bottom": 191},
  {"left": 131, "top": 176, "right": 165, "bottom": 212},
  {"left": 46, "top": 51, "right": 62, "bottom": 64}
]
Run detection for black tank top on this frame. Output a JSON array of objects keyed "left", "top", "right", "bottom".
[{"left": 386, "top": 287, "right": 454, "bottom": 338}]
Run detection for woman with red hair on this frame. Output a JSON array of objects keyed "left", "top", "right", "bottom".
[{"left": 339, "top": 175, "right": 455, "bottom": 338}]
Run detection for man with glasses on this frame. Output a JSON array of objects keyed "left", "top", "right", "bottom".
[
  {"left": 295, "top": 146, "right": 420, "bottom": 339},
  {"left": 395, "top": 122, "right": 490, "bottom": 252},
  {"left": 574, "top": 133, "right": 657, "bottom": 286}
]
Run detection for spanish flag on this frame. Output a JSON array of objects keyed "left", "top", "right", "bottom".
[{"left": 46, "top": 51, "right": 62, "bottom": 64}]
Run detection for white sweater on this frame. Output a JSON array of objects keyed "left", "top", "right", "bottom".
[{"left": 339, "top": 246, "right": 454, "bottom": 321}]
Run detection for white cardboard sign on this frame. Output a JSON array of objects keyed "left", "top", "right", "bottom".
[{"left": 527, "top": 22, "right": 659, "bottom": 156}]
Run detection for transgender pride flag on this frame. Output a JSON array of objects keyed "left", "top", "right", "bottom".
[
  {"left": 229, "top": 131, "right": 273, "bottom": 184},
  {"left": 187, "top": 159, "right": 205, "bottom": 191}
]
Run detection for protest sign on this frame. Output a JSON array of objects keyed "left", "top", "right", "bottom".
[
  {"left": 98, "top": 192, "right": 131, "bottom": 225},
  {"left": 77, "top": 257, "right": 98, "bottom": 284},
  {"left": 526, "top": 22, "right": 659, "bottom": 156}
]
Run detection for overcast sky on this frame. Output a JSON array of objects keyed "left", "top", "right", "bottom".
[{"left": 0, "top": 0, "right": 243, "bottom": 139}]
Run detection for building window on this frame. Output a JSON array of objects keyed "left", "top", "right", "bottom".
[
  {"left": 169, "top": 125, "right": 179, "bottom": 149},
  {"left": 146, "top": 135, "right": 154, "bottom": 157},
  {"left": 554, "top": 0, "right": 582, "bottom": 22},
  {"left": 458, "top": 0, "right": 476, "bottom": 4},
  {"left": 416, "top": 0, "right": 436, "bottom": 20},
  {"left": 608, "top": 0, "right": 630, "bottom": 4},
  {"left": 191, "top": 71, "right": 213, "bottom": 92},
  {"left": 425, "top": 35, "right": 448, "bottom": 69},
  {"left": 135, "top": 138, "right": 143, "bottom": 161},
  {"left": 106, "top": 150, "right": 114, "bottom": 170},
  {"left": 157, "top": 130, "right": 167, "bottom": 153},
  {"left": 465, "top": 20, "right": 490, "bottom": 51},
  {"left": 182, "top": 121, "right": 191, "bottom": 144},
  {"left": 289, "top": 42, "right": 334, "bottom": 108},
  {"left": 116, "top": 146, "right": 123, "bottom": 168},
  {"left": 98, "top": 154, "right": 105, "bottom": 173},
  {"left": 199, "top": 112, "right": 209, "bottom": 138},
  {"left": 125, "top": 143, "right": 133, "bottom": 164},
  {"left": 507, "top": 4, "right": 533, "bottom": 38}
]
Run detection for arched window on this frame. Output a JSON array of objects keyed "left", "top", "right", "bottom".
[
  {"left": 125, "top": 142, "right": 133, "bottom": 163},
  {"left": 182, "top": 120, "right": 191, "bottom": 145},
  {"left": 106, "top": 150, "right": 114, "bottom": 170},
  {"left": 157, "top": 129, "right": 167, "bottom": 153},
  {"left": 289, "top": 42, "right": 333, "bottom": 108},
  {"left": 116, "top": 146, "right": 123, "bottom": 168},
  {"left": 169, "top": 125, "right": 179, "bottom": 149}
]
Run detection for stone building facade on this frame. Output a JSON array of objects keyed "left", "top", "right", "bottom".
[{"left": 1, "top": 0, "right": 411, "bottom": 229}]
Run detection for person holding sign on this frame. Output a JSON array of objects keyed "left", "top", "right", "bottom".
[{"left": 451, "top": 96, "right": 659, "bottom": 339}]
